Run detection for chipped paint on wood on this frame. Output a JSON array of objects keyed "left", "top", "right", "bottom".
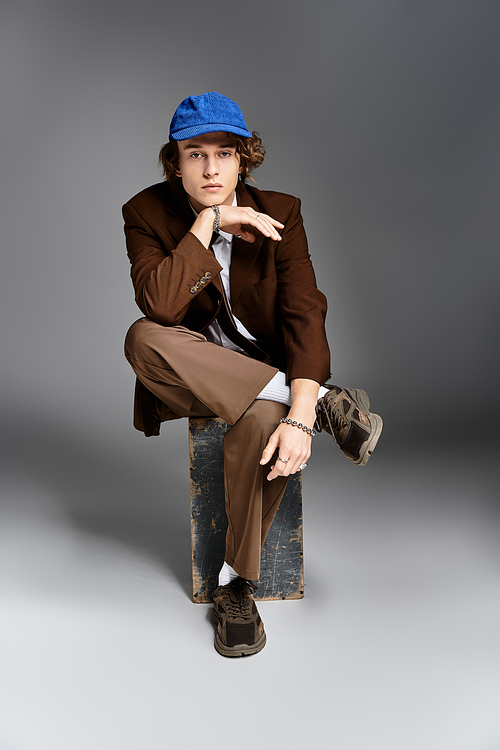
[{"left": 189, "top": 417, "right": 304, "bottom": 603}]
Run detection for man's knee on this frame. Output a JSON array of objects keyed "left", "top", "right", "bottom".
[
  {"left": 124, "top": 317, "right": 156, "bottom": 362},
  {"left": 125, "top": 319, "right": 202, "bottom": 362},
  {"left": 225, "top": 400, "right": 287, "bottom": 446}
]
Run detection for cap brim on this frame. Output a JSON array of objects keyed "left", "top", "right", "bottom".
[{"left": 170, "top": 123, "right": 252, "bottom": 141}]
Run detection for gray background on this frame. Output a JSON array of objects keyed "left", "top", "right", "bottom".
[{"left": 1, "top": 1, "right": 499, "bottom": 749}]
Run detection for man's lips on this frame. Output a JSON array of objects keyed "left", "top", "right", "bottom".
[{"left": 202, "top": 184, "right": 223, "bottom": 189}]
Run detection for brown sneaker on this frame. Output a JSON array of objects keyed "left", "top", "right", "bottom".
[
  {"left": 315, "top": 386, "right": 383, "bottom": 466},
  {"left": 211, "top": 577, "right": 266, "bottom": 657}
]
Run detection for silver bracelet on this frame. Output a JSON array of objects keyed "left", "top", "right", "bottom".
[
  {"left": 211, "top": 204, "right": 220, "bottom": 233},
  {"left": 280, "top": 417, "right": 316, "bottom": 437}
]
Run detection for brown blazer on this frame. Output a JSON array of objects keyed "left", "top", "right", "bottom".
[{"left": 123, "top": 181, "right": 331, "bottom": 435}]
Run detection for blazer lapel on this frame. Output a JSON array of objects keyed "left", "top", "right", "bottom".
[
  {"left": 164, "top": 191, "right": 193, "bottom": 245},
  {"left": 230, "top": 185, "right": 264, "bottom": 307}
]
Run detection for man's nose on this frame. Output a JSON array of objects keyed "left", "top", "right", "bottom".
[{"left": 204, "top": 156, "right": 219, "bottom": 177}]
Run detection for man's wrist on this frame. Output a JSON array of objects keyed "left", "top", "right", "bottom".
[
  {"left": 280, "top": 417, "right": 316, "bottom": 437},
  {"left": 190, "top": 208, "right": 221, "bottom": 248},
  {"left": 211, "top": 204, "right": 220, "bottom": 232}
]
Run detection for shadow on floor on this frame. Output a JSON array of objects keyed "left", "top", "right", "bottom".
[{"left": 0, "top": 404, "right": 193, "bottom": 598}]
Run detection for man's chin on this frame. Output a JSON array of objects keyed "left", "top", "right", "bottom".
[
  {"left": 201, "top": 189, "right": 236, "bottom": 206},
  {"left": 189, "top": 190, "right": 234, "bottom": 213}
]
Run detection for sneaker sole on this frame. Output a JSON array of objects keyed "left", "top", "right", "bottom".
[
  {"left": 211, "top": 609, "right": 267, "bottom": 657},
  {"left": 342, "top": 388, "right": 383, "bottom": 466},
  {"left": 351, "top": 412, "right": 383, "bottom": 465}
]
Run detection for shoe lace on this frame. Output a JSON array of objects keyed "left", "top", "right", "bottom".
[
  {"left": 315, "top": 400, "right": 348, "bottom": 439},
  {"left": 225, "top": 579, "right": 257, "bottom": 618}
]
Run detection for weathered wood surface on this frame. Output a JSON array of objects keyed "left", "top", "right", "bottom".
[{"left": 189, "top": 417, "right": 304, "bottom": 603}]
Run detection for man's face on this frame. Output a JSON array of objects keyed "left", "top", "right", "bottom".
[{"left": 176, "top": 132, "right": 241, "bottom": 212}]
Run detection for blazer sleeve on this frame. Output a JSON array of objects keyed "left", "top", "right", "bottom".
[
  {"left": 275, "top": 197, "right": 331, "bottom": 384},
  {"left": 123, "top": 201, "right": 223, "bottom": 326}
]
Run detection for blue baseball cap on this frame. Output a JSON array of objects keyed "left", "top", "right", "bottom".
[{"left": 169, "top": 91, "right": 252, "bottom": 141}]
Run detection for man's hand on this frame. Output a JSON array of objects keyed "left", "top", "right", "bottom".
[
  {"left": 189, "top": 205, "right": 284, "bottom": 249},
  {"left": 260, "top": 378, "right": 320, "bottom": 481},
  {"left": 260, "top": 421, "right": 313, "bottom": 480},
  {"left": 218, "top": 205, "right": 284, "bottom": 243}
]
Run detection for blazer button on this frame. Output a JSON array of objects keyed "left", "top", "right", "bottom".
[
  {"left": 195, "top": 281, "right": 201, "bottom": 290},
  {"left": 200, "top": 277, "right": 206, "bottom": 285},
  {"left": 205, "top": 271, "right": 212, "bottom": 279},
  {"left": 190, "top": 286, "right": 196, "bottom": 294}
]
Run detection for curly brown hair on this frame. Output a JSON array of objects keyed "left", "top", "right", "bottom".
[{"left": 158, "top": 131, "right": 265, "bottom": 191}]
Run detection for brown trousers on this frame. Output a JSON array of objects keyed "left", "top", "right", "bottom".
[{"left": 124, "top": 318, "right": 290, "bottom": 580}]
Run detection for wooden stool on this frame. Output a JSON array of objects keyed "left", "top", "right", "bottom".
[{"left": 189, "top": 417, "right": 304, "bottom": 602}]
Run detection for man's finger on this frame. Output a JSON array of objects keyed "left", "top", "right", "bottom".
[
  {"left": 260, "top": 436, "right": 278, "bottom": 465},
  {"left": 239, "top": 231, "right": 256, "bottom": 243},
  {"left": 252, "top": 210, "right": 284, "bottom": 229},
  {"left": 266, "top": 462, "right": 289, "bottom": 481}
]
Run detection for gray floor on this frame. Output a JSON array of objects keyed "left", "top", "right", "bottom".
[{"left": 1, "top": 406, "right": 499, "bottom": 750}]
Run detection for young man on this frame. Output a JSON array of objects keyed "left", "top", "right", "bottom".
[{"left": 123, "top": 92, "right": 382, "bottom": 657}]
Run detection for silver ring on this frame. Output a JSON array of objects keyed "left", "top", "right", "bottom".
[
  {"left": 276, "top": 456, "right": 288, "bottom": 464},
  {"left": 299, "top": 463, "right": 307, "bottom": 470}
]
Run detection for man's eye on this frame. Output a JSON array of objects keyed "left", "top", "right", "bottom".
[
  {"left": 220, "top": 151, "right": 232, "bottom": 157},
  {"left": 190, "top": 152, "right": 202, "bottom": 158}
]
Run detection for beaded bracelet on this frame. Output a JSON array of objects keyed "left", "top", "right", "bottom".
[
  {"left": 211, "top": 204, "right": 220, "bottom": 232},
  {"left": 280, "top": 417, "right": 316, "bottom": 437}
]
